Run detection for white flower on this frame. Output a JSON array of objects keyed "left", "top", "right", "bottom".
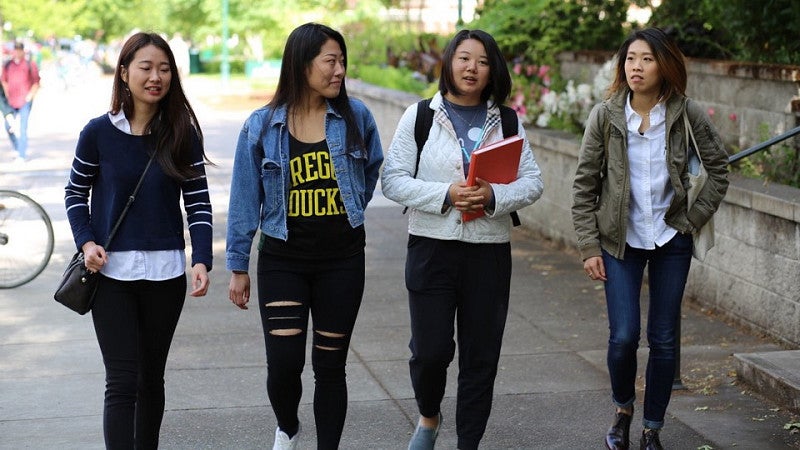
[
  {"left": 577, "top": 83, "right": 592, "bottom": 100},
  {"left": 536, "top": 112, "right": 551, "bottom": 128},
  {"left": 521, "top": 56, "right": 617, "bottom": 132},
  {"left": 541, "top": 91, "right": 559, "bottom": 114},
  {"left": 592, "top": 58, "right": 616, "bottom": 101}
]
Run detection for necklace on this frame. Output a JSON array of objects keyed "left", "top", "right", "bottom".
[
  {"left": 445, "top": 99, "right": 485, "bottom": 127},
  {"left": 448, "top": 104, "right": 480, "bottom": 127}
]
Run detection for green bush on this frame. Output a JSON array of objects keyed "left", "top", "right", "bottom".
[
  {"left": 472, "top": 0, "right": 627, "bottom": 67},
  {"left": 349, "top": 64, "right": 434, "bottom": 97},
  {"left": 648, "top": 0, "right": 800, "bottom": 64},
  {"left": 199, "top": 58, "right": 246, "bottom": 75},
  {"left": 342, "top": 19, "right": 428, "bottom": 67},
  {"left": 740, "top": 124, "right": 800, "bottom": 188}
]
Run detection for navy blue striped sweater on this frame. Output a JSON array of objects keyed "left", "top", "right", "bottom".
[{"left": 65, "top": 114, "right": 213, "bottom": 271}]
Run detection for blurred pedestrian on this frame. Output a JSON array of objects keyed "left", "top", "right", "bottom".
[
  {"left": 225, "top": 22, "right": 383, "bottom": 450},
  {"left": 168, "top": 33, "right": 190, "bottom": 77},
  {"left": 381, "top": 29, "right": 543, "bottom": 450},
  {"left": 64, "top": 31, "right": 213, "bottom": 448},
  {"left": 572, "top": 27, "right": 729, "bottom": 450},
  {"left": 1, "top": 41, "right": 40, "bottom": 162}
]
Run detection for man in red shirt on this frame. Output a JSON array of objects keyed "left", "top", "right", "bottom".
[{"left": 1, "top": 41, "right": 40, "bottom": 162}]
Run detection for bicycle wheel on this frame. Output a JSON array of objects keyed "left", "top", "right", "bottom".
[{"left": 0, "top": 190, "right": 55, "bottom": 288}]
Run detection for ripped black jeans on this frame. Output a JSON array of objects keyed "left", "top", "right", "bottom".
[{"left": 256, "top": 250, "right": 365, "bottom": 450}]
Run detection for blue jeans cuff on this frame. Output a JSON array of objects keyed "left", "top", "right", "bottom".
[
  {"left": 612, "top": 396, "right": 635, "bottom": 409},
  {"left": 642, "top": 418, "right": 664, "bottom": 430}
]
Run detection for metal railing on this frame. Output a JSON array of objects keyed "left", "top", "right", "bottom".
[
  {"left": 673, "top": 122, "right": 800, "bottom": 390},
  {"left": 728, "top": 124, "right": 800, "bottom": 164}
]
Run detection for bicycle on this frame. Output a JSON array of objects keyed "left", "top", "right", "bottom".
[{"left": 0, "top": 190, "right": 55, "bottom": 288}]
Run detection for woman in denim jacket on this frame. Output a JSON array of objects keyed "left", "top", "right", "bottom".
[
  {"left": 225, "top": 23, "right": 383, "bottom": 450},
  {"left": 572, "top": 28, "right": 729, "bottom": 450}
]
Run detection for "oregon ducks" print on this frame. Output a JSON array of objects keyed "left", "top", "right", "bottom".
[{"left": 287, "top": 150, "right": 345, "bottom": 217}]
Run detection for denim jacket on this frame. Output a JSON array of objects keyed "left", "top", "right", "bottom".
[{"left": 226, "top": 98, "right": 383, "bottom": 271}]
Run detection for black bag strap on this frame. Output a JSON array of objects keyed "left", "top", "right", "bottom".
[
  {"left": 401, "top": 99, "right": 433, "bottom": 215},
  {"left": 410, "top": 98, "right": 522, "bottom": 226},
  {"left": 412, "top": 98, "right": 434, "bottom": 178},
  {"left": 103, "top": 152, "right": 156, "bottom": 248},
  {"left": 498, "top": 104, "right": 518, "bottom": 139},
  {"left": 498, "top": 105, "right": 521, "bottom": 226}
]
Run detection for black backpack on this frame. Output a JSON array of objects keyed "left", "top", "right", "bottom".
[{"left": 411, "top": 98, "right": 521, "bottom": 226}]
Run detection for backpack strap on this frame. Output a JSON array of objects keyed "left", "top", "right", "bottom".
[
  {"left": 499, "top": 104, "right": 518, "bottom": 138},
  {"left": 412, "top": 98, "right": 434, "bottom": 178},
  {"left": 498, "top": 104, "right": 522, "bottom": 226},
  {"left": 402, "top": 99, "right": 433, "bottom": 214}
]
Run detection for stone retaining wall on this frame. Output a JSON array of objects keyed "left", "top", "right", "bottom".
[{"left": 351, "top": 80, "right": 800, "bottom": 347}]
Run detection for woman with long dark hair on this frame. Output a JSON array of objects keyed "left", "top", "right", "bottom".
[
  {"left": 225, "top": 23, "right": 383, "bottom": 450},
  {"left": 572, "top": 28, "right": 729, "bottom": 449},
  {"left": 65, "top": 31, "right": 213, "bottom": 448}
]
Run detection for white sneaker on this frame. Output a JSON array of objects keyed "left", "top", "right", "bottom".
[{"left": 273, "top": 423, "right": 301, "bottom": 450}]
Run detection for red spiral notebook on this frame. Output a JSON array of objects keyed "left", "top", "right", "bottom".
[{"left": 462, "top": 135, "right": 523, "bottom": 222}]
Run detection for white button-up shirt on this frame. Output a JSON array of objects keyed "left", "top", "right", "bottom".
[{"left": 624, "top": 96, "right": 677, "bottom": 250}]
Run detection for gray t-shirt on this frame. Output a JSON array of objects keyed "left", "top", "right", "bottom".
[{"left": 443, "top": 99, "right": 487, "bottom": 176}]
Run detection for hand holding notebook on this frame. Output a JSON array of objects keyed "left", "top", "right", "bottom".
[{"left": 462, "top": 135, "right": 523, "bottom": 222}]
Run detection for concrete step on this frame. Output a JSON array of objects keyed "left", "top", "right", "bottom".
[{"left": 734, "top": 350, "right": 800, "bottom": 413}]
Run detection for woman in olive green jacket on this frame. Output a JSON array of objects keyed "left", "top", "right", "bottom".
[{"left": 572, "top": 28, "right": 728, "bottom": 450}]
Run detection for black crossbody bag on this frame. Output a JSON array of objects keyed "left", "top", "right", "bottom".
[{"left": 54, "top": 153, "right": 155, "bottom": 314}]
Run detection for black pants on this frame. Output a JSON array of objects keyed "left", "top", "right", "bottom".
[
  {"left": 405, "top": 236, "right": 511, "bottom": 450},
  {"left": 257, "top": 251, "right": 365, "bottom": 450},
  {"left": 91, "top": 274, "right": 187, "bottom": 450}
]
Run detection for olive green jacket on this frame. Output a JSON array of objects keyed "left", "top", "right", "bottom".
[{"left": 571, "top": 89, "right": 730, "bottom": 261}]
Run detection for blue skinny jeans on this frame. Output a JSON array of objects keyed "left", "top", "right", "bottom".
[{"left": 602, "top": 232, "right": 692, "bottom": 430}]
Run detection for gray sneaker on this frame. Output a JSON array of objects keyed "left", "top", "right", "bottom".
[{"left": 408, "top": 413, "right": 442, "bottom": 450}]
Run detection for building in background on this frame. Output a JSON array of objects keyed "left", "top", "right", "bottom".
[{"left": 381, "top": 0, "right": 480, "bottom": 34}]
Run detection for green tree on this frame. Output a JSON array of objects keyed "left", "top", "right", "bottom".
[
  {"left": 0, "top": 0, "right": 170, "bottom": 42},
  {"left": 644, "top": 0, "right": 733, "bottom": 59},
  {"left": 165, "top": 0, "right": 212, "bottom": 41},
  {"left": 472, "top": 0, "right": 627, "bottom": 67},
  {"left": 641, "top": 0, "right": 800, "bottom": 64},
  {"left": 717, "top": 0, "right": 800, "bottom": 64}
]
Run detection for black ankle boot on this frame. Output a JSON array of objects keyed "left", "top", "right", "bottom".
[
  {"left": 639, "top": 429, "right": 663, "bottom": 450},
  {"left": 604, "top": 409, "right": 632, "bottom": 449}
]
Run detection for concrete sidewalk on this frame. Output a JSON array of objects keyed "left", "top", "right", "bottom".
[{"left": 2, "top": 73, "right": 799, "bottom": 449}]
